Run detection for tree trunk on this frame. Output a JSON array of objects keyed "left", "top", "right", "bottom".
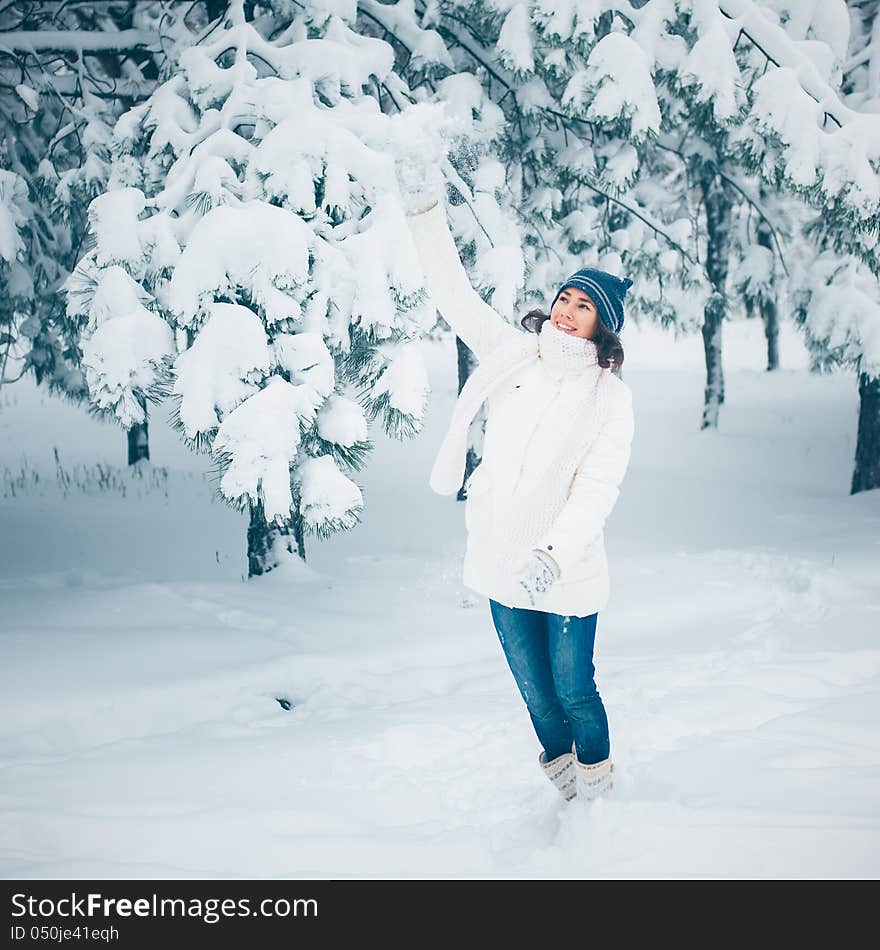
[
  {"left": 247, "top": 493, "right": 305, "bottom": 577},
  {"left": 701, "top": 295, "right": 724, "bottom": 428},
  {"left": 455, "top": 335, "right": 485, "bottom": 501},
  {"left": 700, "top": 166, "right": 733, "bottom": 429},
  {"left": 852, "top": 370, "right": 880, "bottom": 494},
  {"left": 127, "top": 395, "right": 149, "bottom": 464},
  {"left": 757, "top": 222, "right": 779, "bottom": 371}
]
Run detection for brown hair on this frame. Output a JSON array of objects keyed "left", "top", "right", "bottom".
[{"left": 521, "top": 309, "right": 625, "bottom": 372}]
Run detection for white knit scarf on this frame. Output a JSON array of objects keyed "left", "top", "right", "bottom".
[
  {"left": 430, "top": 320, "right": 610, "bottom": 497},
  {"left": 537, "top": 318, "right": 601, "bottom": 375}
]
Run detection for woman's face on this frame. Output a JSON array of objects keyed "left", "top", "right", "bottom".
[{"left": 550, "top": 287, "right": 599, "bottom": 339}]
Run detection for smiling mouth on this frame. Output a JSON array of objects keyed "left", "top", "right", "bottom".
[{"left": 557, "top": 321, "right": 577, "bottom": 332}]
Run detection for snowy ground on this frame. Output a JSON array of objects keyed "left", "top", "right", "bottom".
[{"left": 1, "top": 318, "right": 878, "bottom": 879}]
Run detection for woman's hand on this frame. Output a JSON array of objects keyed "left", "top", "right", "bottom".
[
  {"left": 393, "top": 149, "right": 446, "bottom": 216},
  {"left": 516, "top": 549, "right": 561, "bottom": 607},
  {"left": 389, "top": 103, "right": 450, "bottom": 216}
]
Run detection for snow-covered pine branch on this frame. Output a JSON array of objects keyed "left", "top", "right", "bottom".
[
  {"left": 0, "top": 167, "right": 31, "bottom": 386},
  {"left": 843, "top": 0, "right": 880, "bottom": 111},
  {"left": 413, "top": 0, "right": 707, "bottom": 327},
  {"left": 0, "top": 0, "right": 206, "bottom": 458},
  {"left": 0, "top": 28, "right": 160, "bottom": 54},
  {"left": 791, "top": 250, "right": 880, "bottom": 379},
  {"left": 71, "top": 4, "right": 451, "bottom": 571}
]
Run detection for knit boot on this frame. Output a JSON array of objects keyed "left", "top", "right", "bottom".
[
  {"left": 539, "top": 750, "right": 577, "bottom": 801},
  {"left": 572, "top": 757, "right": 614, "bottom": 801}
]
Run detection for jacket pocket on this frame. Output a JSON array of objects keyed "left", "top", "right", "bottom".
[{"left": 557, "top": 538, "right": 606, "bottom": 583}]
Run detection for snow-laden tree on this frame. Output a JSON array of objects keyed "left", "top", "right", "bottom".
[
  {"left": 729, "top": 0, "right": 880, "bottom": 492},
  {"left": 68, "top": 1, "right": 460, "bottom": 575},
  {"left": 731, "top": 184, "right": 799, "bottom": 372},
  {"left": 802, "top": 0, "right": 880, "bottom": 493},
  {"left": 418, "top": 0, "right": 880, "bottom": 476},
  {"left": 0, "top": 167, "right": 31, "bottom": 388},
  {"left": 357, "top": 2, "right": 535, "bottom": 493},
  {"left": 376, "top": 0, "right": 808, "bottom": 431},
  {"left": 844, "top": 0, "right": 880, "bottom": 113},
  {"left": 362, "top": 0, "right": 707, "bottom": 492},
  {"left": 689, "top": 0, "right": 880, "bottom": 486},
  {"left": 39, "top": 0, "right": 880, "bottom": 510},
  {"left": 412, "top": 0, "right": 708, "bottom": 322},
  {"left": 0, "top": 0, "right": 205, "bottom": 464}
]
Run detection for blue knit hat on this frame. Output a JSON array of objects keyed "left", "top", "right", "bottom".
[{"left": 551, "top": 268, "right": 633, "bottom": 335}]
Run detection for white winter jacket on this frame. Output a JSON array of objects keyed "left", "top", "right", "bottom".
[{"left": 407, "top": 202, "right": 635, "bottom": 618}]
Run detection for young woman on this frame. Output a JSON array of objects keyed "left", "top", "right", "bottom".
[{"left": 402, "top": 189, "right": 635, "bottom": 804}]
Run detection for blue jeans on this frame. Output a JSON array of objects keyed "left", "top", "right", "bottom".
[{"left": 489, "top": 599, "right": 610, "bottom": 765}]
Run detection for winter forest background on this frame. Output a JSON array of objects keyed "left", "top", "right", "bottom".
[{"left": 1, "top": 0, "right": 879, "bottom": 878}]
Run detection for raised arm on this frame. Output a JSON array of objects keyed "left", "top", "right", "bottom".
[{"left": 405, "top": 201, "right": 521, "bottom": 362}]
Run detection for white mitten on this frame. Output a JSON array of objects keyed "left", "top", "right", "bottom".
[
  {"left": 389, "top": 103, "right": 451, "bottom": 216},
  {"left": 516, "top": 549, "right": 561, "bottom": 607},
  {"left": 395, "top": 154, "right": 445, "bottom": 216}
]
